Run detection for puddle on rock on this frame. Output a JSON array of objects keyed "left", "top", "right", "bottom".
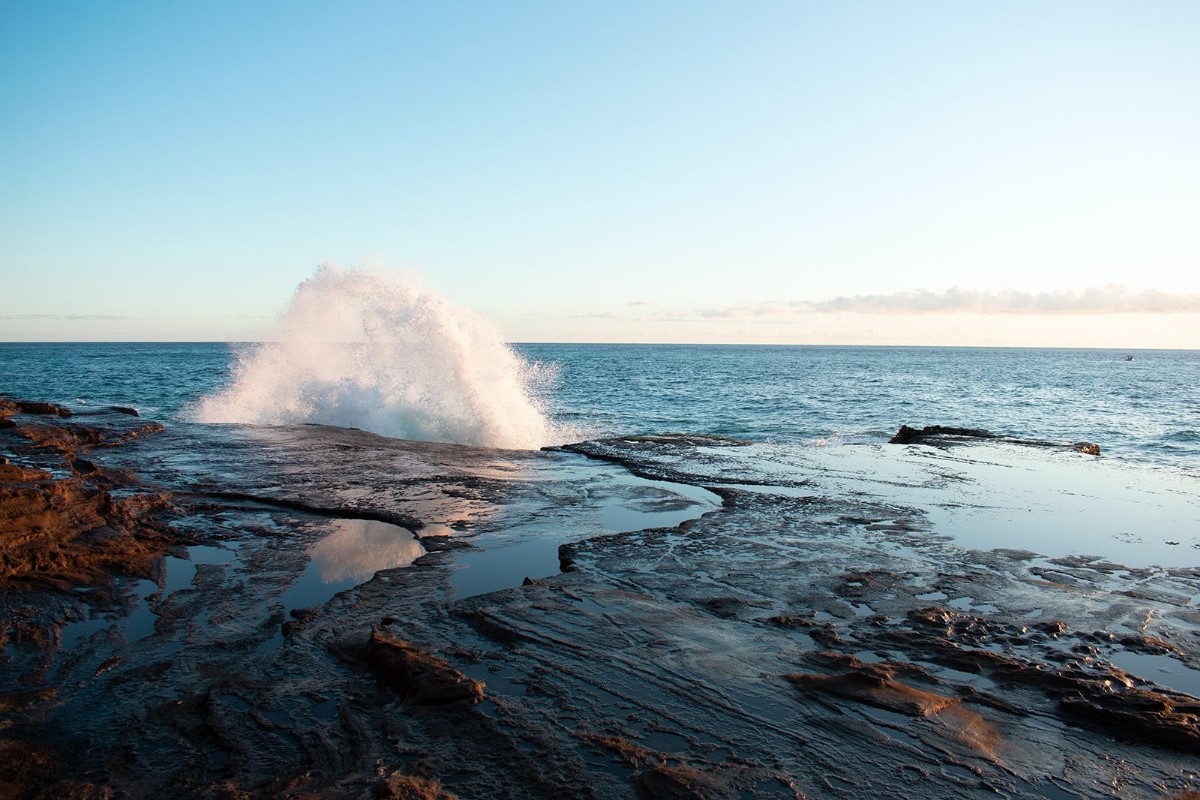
[
  {"left": 1109, "top": 650, "right": 1200, "bottom": 698},
  {"left": 451, "top": 454, "right": 720, "bottom": 599},
  {"left": 280, "top": 519, "right": 426, "bottom": 611},
  {"left": 162, "top": 544, "right": 240, "bottom": 597},
  {"left": 948, "top": 596, "right": 1000, "bottom": 615},
  {"left": 63, "top": 543, "right": 241, "bottom": 649},
  {"left": 256, "top": 519, "right": 426, "bottom": 656},
  {"left": 62, "top": 578, "right": 159, "bottom": 648},
  {"left": 599, "top": 480, "right": 720, "bottom": 533},
  {"left": 453, "top": 533, "right": 561, "bottom": 598}
]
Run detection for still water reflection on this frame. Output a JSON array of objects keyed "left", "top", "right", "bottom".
[{"left": 308, "top": 519, "right": 425, "bottom": 584}]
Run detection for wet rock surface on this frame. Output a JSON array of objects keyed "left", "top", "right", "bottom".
[
  {"left": 0, "top": 407, "right": 177, "bottom": 591},
  {"left": 1, "top": 405, "right": 1199, "bottom": 797},
  {"left": 367, "top": 626, "right": 485, "bottom": 706}
]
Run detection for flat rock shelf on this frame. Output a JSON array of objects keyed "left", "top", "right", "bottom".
[{"left": 2, "top": 401, "right": 1199, "bottom": 799}]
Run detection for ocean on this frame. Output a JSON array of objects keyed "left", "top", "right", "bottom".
[{"left": 1, "top": 340, "right": 1197, "bottom": 474}]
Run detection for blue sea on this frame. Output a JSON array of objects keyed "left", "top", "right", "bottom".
[{"left": 1, "top": 341, "right": 1197, "bottom": 475}]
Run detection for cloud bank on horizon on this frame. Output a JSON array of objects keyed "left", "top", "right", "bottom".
[{"left": 687, "top": 286, "right": 1200, "bottom": 320}]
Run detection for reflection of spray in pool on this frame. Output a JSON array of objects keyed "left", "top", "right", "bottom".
[
  {"left": 192, "top": 264, "right": 564, "bottom": 449},
  {"left": 254, "top": 519, "right": 427, "bottom": 656},
  {"left": 307, "top": 519, "right": 425, "bottom": 584},
  {"left": 279, "top": 519, "right": 426, "bottom": 611}
]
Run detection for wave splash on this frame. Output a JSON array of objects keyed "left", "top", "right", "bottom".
[{"left": 192, "top": 265, "right": 560, "bottom": 449}]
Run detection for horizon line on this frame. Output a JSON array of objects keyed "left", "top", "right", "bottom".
[{"left": 0, "top": 340, "right": 1194, "bottom": 352}]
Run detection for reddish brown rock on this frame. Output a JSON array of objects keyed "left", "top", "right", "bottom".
[
  {"left": 786, "top": 655, "right": 1003, "bottom": 757},
  {"left": 366, "top": 627, "right": 484, "bottom": 706},
  {"left": 0, "top": 459, "right": 174, "bottom": 589},
  {"left": 632, "top": 764, "right": 736, "bottom": 800},
  {"left": 376, "top": 772, "right": 460, "bottom": 800},
  {"left": 14, "top": 420, "right": 164, "bottom": 455},
  {"left": 787, "top": 664, "right": 957, "bottom": 717}
]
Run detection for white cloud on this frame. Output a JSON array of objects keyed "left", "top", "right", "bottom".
[
  {"left": 678, "top": 286, "right": 1200, "bottom": 320},
  {"left": 808, "top": 286, "right": 1200, "bottom": 315},
  {"left": 0, "top": 313, "right": 131, "bottom": 320}
]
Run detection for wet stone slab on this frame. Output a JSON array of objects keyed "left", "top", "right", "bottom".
[{"left": 2, "top": 417, "right": 1199, "bottom": 798}]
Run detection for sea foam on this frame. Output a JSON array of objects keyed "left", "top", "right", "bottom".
[{"left": 192, "top": 265, "right": 560, "bottom": 449}]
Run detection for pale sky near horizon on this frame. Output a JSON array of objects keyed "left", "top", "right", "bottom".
[{"left": 2, "top": 1, "right": 1198, "bottom": 347}]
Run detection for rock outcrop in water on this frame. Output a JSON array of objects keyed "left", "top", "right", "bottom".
[
  {"left": 891, "top": 424, "right": 1102, "bottom": 455},
  {"left": 889, "top": 424, "right": 995, "bottom": 444}
]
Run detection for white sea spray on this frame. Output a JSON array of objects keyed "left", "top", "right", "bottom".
[{"left": 191, "top": 264, "right": 562, "bottom": 449}]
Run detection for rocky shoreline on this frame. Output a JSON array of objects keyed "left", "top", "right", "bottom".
[{"left": 2, "top": 398, "right": 1199, "bottom": 798}]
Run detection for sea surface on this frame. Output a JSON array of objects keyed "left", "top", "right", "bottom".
[{"left": 1, "top": 341, "right": 1197, "bottom": 474}]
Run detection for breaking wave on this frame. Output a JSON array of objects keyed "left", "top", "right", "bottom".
[{"left": 192, "top": 265, "right": 561, "bottom": 449}]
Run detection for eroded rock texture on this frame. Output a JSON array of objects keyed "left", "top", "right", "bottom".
[{"left": 1, "top": 406, "right": 1198, "bottom": 798}]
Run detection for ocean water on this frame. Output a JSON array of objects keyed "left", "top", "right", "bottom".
[{"left": 1, "top": 340, "right": 1197, "bottom": 474}]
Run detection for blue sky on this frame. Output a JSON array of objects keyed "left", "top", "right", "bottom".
[{"left": 2, "top": 1, "right": 1198, "bottom": 346}]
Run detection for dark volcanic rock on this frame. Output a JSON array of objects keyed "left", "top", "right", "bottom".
[
  {"left": 2, "top": 402, "right": 1196, "bottom": 799},
  {"left": 891, "top": 424, "right": 1107, "bottom": 457},
  {"left": 13, "top": 401, "right": 72, "bottom": 417},
  {"left": 1059, "top": 688, "right": 1200, "bottom": 752},
  {"left": 0, "top": 737, "right": 108, "bottom": 800},
  {"left": 889, "top": 425, "right": 994, "bottom": 444}
]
